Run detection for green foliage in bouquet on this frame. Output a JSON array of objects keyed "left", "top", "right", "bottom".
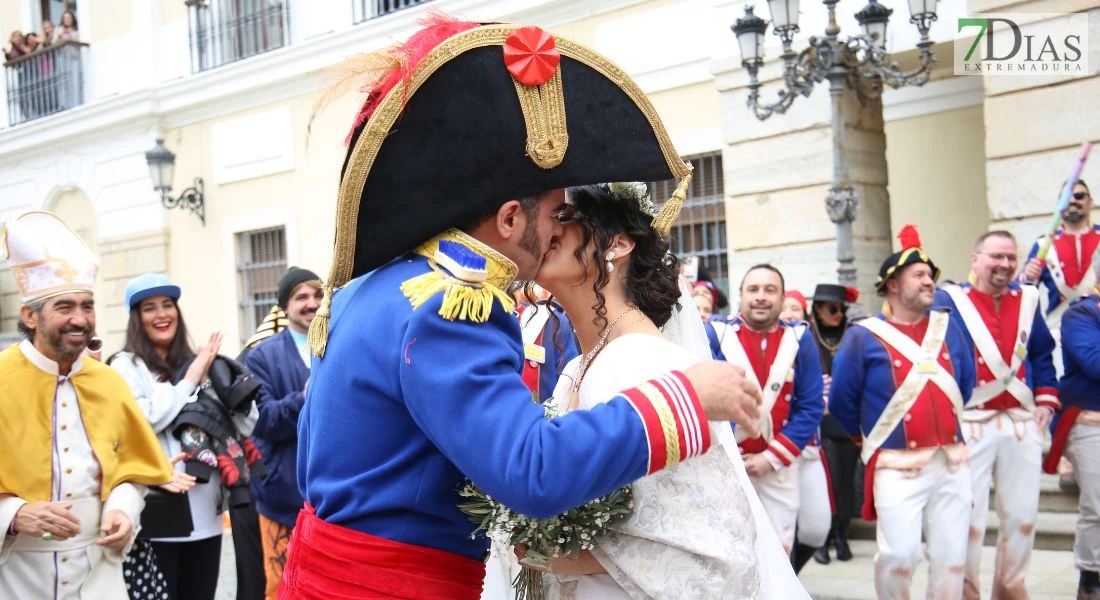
[{"left": 456, "top": 398, "right": 635, "bottom": 599}]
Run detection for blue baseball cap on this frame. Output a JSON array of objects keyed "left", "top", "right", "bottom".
[{"left": 125, "top": 273, "right": 181, "bottom": 310}]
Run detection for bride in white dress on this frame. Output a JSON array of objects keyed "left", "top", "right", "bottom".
[{"left": 479, "top": 183, "right": 809, "bottom": 599}]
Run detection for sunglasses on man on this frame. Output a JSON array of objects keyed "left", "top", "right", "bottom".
[{"left": 1073, "top": 191, "right": 1090, "bottom": 200}]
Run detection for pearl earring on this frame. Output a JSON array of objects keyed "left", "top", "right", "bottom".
[{"left": 605, "top": 250, "right": 615, "bottom": 273}]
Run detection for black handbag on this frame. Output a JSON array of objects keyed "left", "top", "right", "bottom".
[{"left": 138, "top": 488, "right": 194, "bottom": 539}]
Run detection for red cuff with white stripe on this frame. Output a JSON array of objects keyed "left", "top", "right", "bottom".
[
  {"left": 620, "top": 371, "right": 711, "bottom": 475},
  {"left": 1035, "top": 387, "right": 1060, "bottom": 410},
  {"left": 765, "top": 433, "right": 801, "bottom": 467}
]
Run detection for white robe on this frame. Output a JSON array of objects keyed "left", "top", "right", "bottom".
[{"left": 0, "top": 341, "right": 145, "bottom": 600}]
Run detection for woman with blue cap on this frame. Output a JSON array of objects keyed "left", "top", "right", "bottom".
[{"left": 109, "top": 273, "right": 226, "bottom": 600}]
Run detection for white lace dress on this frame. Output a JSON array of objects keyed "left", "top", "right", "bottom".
[{"left": 545, "top": 332, "right": 811, "bottom": 600}]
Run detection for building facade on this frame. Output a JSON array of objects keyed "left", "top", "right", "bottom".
[{"left": 0, "top": 0, "right": 1096, "bottom": 354}]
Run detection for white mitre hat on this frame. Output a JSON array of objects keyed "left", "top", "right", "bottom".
[{"left": 1, "top": 211, "right": 99, "bottom": 304}]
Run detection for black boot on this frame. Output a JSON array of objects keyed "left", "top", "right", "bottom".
[
  {"left": 1079, "top": 570, "right": 1100, "bottom": 600},
  {"left": 813, "top": 544, "right": 831, "bottom": 565},
  {"left": 835, "top": 523, "right": 853, "bottom": 562},
  {"left": 792, "top": 543, "right": 818, "bottom": 573}
]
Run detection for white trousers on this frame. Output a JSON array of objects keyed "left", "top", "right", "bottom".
[
  {"left": 796, "top": 446, "right": 832, "bottom": 548},
  {"left": 962, "top": 413, "right": 1043, "bottom": 600},
  {"left": 874, "top": 451, "right": 973, "bottom": 600},
  {"left": 1068, "top": 423, "right": 1100, "bottom": 573},
  {"left": 750, "top": 460, "right": 801, "bottom": 554}
]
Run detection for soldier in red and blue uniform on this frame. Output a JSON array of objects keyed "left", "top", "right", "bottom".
[
  {"left": 1020, "top": 180, "right": 1099, "bottom": 367},
  {"left": 278, "top": 18, "right": 761, "bottom": 600},
  {"left": 933, "top": 230, "right": 1059, "bottom": 599},
  {"left": 1046, "top": 290, "right": 1100, "bottom": 600},
  {"left": 710, "top": 264, "right": 824, "bottom": 556},
  {"left": 830, "top": 226, "right": 976, "bottom": 599}
]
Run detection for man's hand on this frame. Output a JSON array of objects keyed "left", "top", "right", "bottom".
[
  {"left": 1022, "top": 258, "right": 1043, "bottom": 283},
  {"left": 1035, "top": 406, "right": 1055, "bottom": 431},
  {"left": 683, "top": 361, "right": 762, "bottom": 437},
  {"left": 96, "top": 510, "right": 132, "bottom": 552},
  {"left": 743, "top": 452, "right": 775, "bottom": 478},
  {"left": 13, "top": 502, "right": 81, "bottom": 540}
]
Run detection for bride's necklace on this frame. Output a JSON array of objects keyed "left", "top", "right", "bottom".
[{"left": 571, "top": 305, "right": 638, "bottom": 398}]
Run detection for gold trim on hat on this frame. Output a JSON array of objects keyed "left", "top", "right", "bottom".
[
  {"left": 310, "top": 25, "right": 691, "bottom": 356},
  {"left": 512, "top": 69, "right": 568, "bottom": 169}
]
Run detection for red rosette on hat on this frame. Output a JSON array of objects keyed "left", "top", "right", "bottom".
[{"left": 503, "top": 26, "right": 560, "bottom": 86}]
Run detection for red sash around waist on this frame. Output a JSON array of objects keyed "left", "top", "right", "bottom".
[{"left": 278, "top": 504, "right": 486, "bottom": 600}]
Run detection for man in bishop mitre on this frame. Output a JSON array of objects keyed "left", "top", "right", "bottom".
[{"left": 0, "top": 210, "right": 172, "bottom": 599}]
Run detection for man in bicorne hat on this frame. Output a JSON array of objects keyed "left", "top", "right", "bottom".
[
  {"left": 0, "top": 211, "right": 173, "bottom": 599},
  {"left": 830, "top": 226, "right": 976, "bottom": 599},
  {"left": 934, "top": 230, "right": 1058, "bottom": 599},
  {"left": 281, "top": 17, "right": 762, "bottom": 599}
]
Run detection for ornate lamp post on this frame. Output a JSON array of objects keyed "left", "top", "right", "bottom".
[
  {"left": 731, "top": 0, "right": 939, "bottom": 287},
  {"left": 145, "top": 138, "right": 206, "bottom": 225}
]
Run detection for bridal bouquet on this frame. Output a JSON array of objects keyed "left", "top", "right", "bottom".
[{"left": 457, "top": 400, "right": 634, "bottom": 600}]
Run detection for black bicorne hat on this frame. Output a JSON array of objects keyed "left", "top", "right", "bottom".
[
  {"left": 309, "top": 18, "right": 693, "bottom": 355},
  {"left": 875, "top": 225, "right": 940, "bottom": 293},
  {"left": 331, "top": 20, "right": 691, "bottom": 283}
]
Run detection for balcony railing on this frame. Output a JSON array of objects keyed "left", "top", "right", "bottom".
[
  {"left": 4, "top": 40, "right": 88, "bottom": 126},
  {"left": 352, "top": 0, "right": 432, "bottom": 24},
  {"left": 186, "top": 0, "right": 289, "bottom": 73}
]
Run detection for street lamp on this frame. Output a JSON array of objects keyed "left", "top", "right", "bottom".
[
  {"left": 145, "top": 138, "right": 206, "bottom": 226},
  {"left": 731, "top": 0, "right": 939, "bottom": 287}
]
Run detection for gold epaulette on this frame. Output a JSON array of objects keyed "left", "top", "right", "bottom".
[{"left": 400, "top": 229, "right": 517, "bottom": 323}]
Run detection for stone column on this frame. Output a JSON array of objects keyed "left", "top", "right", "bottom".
[{"left": 712, "top": 55, "right": 893, "bottom": 311}]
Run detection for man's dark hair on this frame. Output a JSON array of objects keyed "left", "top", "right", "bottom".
[
  {"left": 461, "top": 195, "right": 541, "bottom": 233},
  {"left": 974, "top": 229, "right": 1016, "bottom": 251},
  {"left": 1064, "top": 178, "right": 1090, "bottom": 194},
  {"left": 740, "top": 263, "right": 785, "bottom": 293},
  {"left": 16, "top": 300, "right": 45, "bottom": 341}
]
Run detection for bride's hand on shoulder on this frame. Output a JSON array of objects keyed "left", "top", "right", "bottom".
[{"left": 514, "top": 545, "right": 607, "bottom": 575}]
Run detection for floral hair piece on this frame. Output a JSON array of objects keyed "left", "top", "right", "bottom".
[{"left": 606, "top": 182, "right": 658, "bottom": 218}]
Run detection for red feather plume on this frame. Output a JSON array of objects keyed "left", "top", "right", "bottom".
[
  {"left": 346, "top": 10, "right": 480, "bottom": 142},
  {"left": 897, "top": 224, "right": 922, "bottom": 250},
  {"left": 845, "top": 286, "right": 860, "bottom": 303}
]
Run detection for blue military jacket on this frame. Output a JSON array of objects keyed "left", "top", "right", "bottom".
[{"left": 297, "top": 233, "right": 708, "bottom": 560}]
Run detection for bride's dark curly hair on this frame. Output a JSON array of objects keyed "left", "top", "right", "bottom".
[{"left": 566, "top": 184, "right": 681, "bottom": 329}]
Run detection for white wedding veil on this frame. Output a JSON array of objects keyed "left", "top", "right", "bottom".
[{"left": 660, "top": 278, "right": 812, "bottom": 599}]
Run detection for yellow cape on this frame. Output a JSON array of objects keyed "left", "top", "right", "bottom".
[{"left": 0, "top": 344, "right": 173, "bottom": 502}]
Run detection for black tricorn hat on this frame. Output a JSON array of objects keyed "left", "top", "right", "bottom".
[
  {"left": 875, "top": 225, "right": 940, "bottom": 294},
  {"left": 811, "top": 283, "right": 857, "bottom": 305},
  {"left": 328, "top": 19, "right": 691, "bottom": 285}
]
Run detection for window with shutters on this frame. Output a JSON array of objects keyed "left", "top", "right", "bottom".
[{"left": 236, "top": 226, "right": 287, "bottom": 344}]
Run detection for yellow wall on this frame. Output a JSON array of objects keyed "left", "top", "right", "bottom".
[
  {"left": 89, "top": 0, "right": 132, "bottom": 41},
  {"left": 649, "top": 80, "right": 722, "bottom": 148},
  {"left": 1, "top": 2, "right": 24, "bottom": 38},
  {"left": 160, "top": 88, "right": 359, "bottom": 352},
  {"left": 885, "top": 105, "right": 990, "bottom": 282},
  {"left": 161, "top": 0, "right": 187, "bottom": 26}
]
